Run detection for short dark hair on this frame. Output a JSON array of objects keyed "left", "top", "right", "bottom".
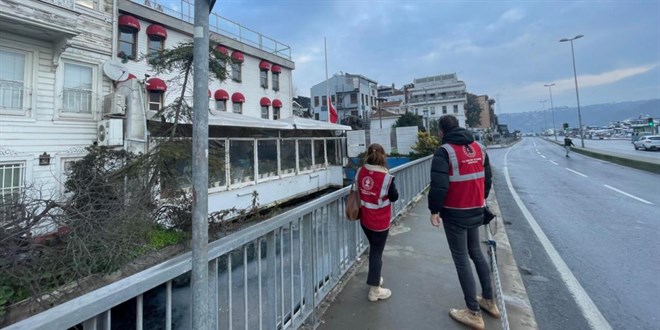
[{"left": 439, "top": 115, "right": 459, "bottom": 134}]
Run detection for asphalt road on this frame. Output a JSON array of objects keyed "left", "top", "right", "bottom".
[
  {"left": 545, "top": 136, "right": 660, "bottom": 160},
  {"left": 488, "top": 137, "right": 660, "bottom": 330}
]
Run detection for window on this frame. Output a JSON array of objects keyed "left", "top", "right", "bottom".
[
  {"left": 272, "top": 73, "right": 279, "bottom": 91},
  {"left": 258, "top": 139, "right": 278, "bottom": 178},
  {"left": 350, "top": 93, "right": 357, "bottom": 104},
  {"left": 327, "top": 139, "right": 341, "bottom": 165},
  {"left": 147, "top": 37, "right": 163, "bottom": 56},
  {"left": 261, "top": 106, "right": 269, "bottom": 119},
  {"left": 280, "top": 140, "right": 296, "bottom": 175},
  {"left": 233, "top": 102, "right": 242, "bottom": 114},
  {"left": 331, "top": 95, "right": 336, "bottom": 104},
  {"left": 430, "top": 106, "right": 436, "bottom": 115},
  {"left": 453, "top": 105, "right": 459, "bottom": 113},
  {"left": 60, "top": 158, "right": 81, "bottom": 198},
  {"left": 298, "top": 140, "right": 312, "bottom": 172},
  {"left": 118, "top": 28, "right": 137, "bottom": 59},
  {"left": 260, "top": 70, "right": 268, "bottom": 89},
  {"left": 314, "top": 96, "right": 319, "bottom": 107},
  {"left": 215, "top": 100, "right": 226, "bottom": 112},
  {"left": 148, "top": 92, "right": 163, "bottom": 111},
  {"left": 62, "top": 63, "right": 93, "bottom": 113},
  {"left": 1, "top": 163, "right": 24, "bottom": 203},
  {"left": 313, "top": 140, "right": 325, "bottom": 168},
  {"left": 442, "top": 105, "right": 447, "bottom": 114},
  {"left": 273, "top": 107, "right": 280, "bottom": 120},
  {"left": 322, "top": 96, "right": 327, "bottom": 107},
  {"left": 231, "top": 62, "right": 242, "bottom": 82},
  {"left": 0, "top": 49, "right": 26, "bottom": 114},
  {"left": 229, "top": 140, "right": 254, "bottom": 185},
  {"left": 208, "top": 140, "right": 226, "bottom": 188}
]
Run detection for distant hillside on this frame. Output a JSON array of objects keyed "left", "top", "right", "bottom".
[{"left": 498, "top": 99, "right": 660, "bottom": 132}]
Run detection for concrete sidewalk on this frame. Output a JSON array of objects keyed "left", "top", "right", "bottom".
[{"left": 315, "top": 193, "right": 537, "bottom": 330}]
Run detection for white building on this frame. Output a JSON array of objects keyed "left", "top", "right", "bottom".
[
  {"left": 405, "top": 73, "right": 467, "bottom": 128},
  {"left": 1, "top": 0, "right": 350, "bottom": 222},
  {"left": 310, "top": 73, "right": 378, "bottom": 127}
]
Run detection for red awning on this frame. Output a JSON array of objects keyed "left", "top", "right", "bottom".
[
  {"left": 118, "top": 15, "right": 140, "bottom": 31},
  {"left": 231, "top": 92, "right": 245, "bottom": 103},
  {"left": 215, "top": 45, "right": 229, "bottom": 56},
  {"left": 231, "top": 51, "right": 244, "bottom": 63},
  {"left": 272, "top": 99, "right": 283, "bottom": 108},
  {"left": 123, "top": 73, "right": 137, "bottom": 81},
  {"left": 146, "top": 24, "right": 167, "bottom": 39},
  {"left": 146, "top": 77, "right": 166, "bottom": 92},
  {"left": 259, "top": 60, "right": 271, "bottom": 70},
  {"left": 214, "top": 89, "right": 229, "bottom": 100},
  {"left": 271, "top": 65, "right": 282, "bottom": 74},
  {"left": 260, "top": 97, "right": 271, "bottom": 106}
]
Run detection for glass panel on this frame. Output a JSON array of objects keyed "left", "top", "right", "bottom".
[
  {"left": 233, "top": 103, "right": 242, "bottom": 114},
  {"left": 327, "top": 139, "right": 338, "bottom": 165},
  {"left": 261, "top": 106, "right": 268, "bottom": 119},
  {"left": 215, "top": 100, "right": 225, "bottom": 111},
  {"left": 0, "top": 50, "right": 25, "bottom": 110},
  {"left": 208, "top": 140, "right": 226, "bottom": 188},
  {"left": 260, "top": 70, "right": 268, "bottom": 88},
  {"left": 298, "top": 139, "right": 312, "bottom": 172},
  {"left": 272, "top": 74, "right": 279, "bottom": 91},
  {"left": 147, "top": 39, "right": 162, "bottom": 55},
  {"left": 63, "top": 63, "right": 92, "bottom": 113},
  {"left": 159, "top": 140, "right": 192, "bottom": 197},
  {"left": 313, "top": 140, "right": 325, "bottom": 168},
  {"left": 280, "top": 140, "right": 296, "bottom": 175},
  {"left": 229, "top": 140, "right": 254, "bottom": 185},
  {"left": 231, "top": 62, "right": 241, "bottom": 81},
  {"left": 257, "top": 139, "right": 278, "bottom": 179},
  {"left": 273, "top": 107, "right": 280, "bottom": 120}
]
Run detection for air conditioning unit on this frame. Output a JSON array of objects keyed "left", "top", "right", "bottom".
[
  {"left": 103, "top": 93, "right": 126, "bottom": 117},
  {"left": 97, "top": 119, "right": 123, "bottom": 146}
]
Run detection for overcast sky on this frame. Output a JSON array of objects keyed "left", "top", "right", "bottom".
[{"left": 193, "top": 0, "right": 659, "bottom": 114}]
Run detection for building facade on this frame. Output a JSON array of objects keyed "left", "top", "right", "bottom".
[
  {"left": 1, "top": 0, "right": 346, "bottom": 221},
  {"left": 476, "top": 94, "right": 496, "bottom": 129},
  {"left": 405, "top": 73, "right": 467, "bottom": 128},
  {"left": 310, "top": 73, "right": 378, "bottom": 125}
]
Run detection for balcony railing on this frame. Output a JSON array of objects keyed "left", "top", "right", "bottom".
[
  {"left": 0, "top": 80, "right": 25, "bottom": 110},
  {"left": 131, "top": 0, "right": 291, "bottom": 60}
]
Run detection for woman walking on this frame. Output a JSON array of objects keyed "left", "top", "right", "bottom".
[{"left": 354, "top": 143, "right": 399, "bottom": 301}]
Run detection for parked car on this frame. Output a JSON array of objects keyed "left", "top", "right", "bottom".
[{"left": 633, "top": 135, "right": 660, "bottom": 151}]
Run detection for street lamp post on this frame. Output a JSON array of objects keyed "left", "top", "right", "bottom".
[
  {"left": 560, "top": 34, "right": 585, "bottom": 147},
  {"left": 544, "top": 83, "right": 558, "bottom": 141},
  {"left": 539, "top": 100, "right": 547, "bottom": 135}
]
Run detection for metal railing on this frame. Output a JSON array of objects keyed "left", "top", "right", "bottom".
[
  {"left": 7, "top": 156, "right": 432, "bottom": 330},
  {"left": 0, "top": 80, "right": 25, "bottom": 110},
  {"left": 132, "top": 0, "right": 292, "bottom": 60}
]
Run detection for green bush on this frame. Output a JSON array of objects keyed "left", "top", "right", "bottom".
[{"left": 149, "top": 229, "right": 186, "bottom": 249}]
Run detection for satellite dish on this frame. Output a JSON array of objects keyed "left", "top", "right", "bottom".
[{"left": 103, "top": 59, "right": 129, "bottom": 82}]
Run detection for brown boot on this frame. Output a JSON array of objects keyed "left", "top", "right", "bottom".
[
  {"left": 478, "top": 296, "right": 501, "bottom": 318},
  {"left": 449, "top": 308, "right": 484, "bottom": 330}
]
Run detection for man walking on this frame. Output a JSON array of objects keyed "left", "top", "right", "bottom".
[
  {"left": 428, "top": 115, "right": 499, "bottom": 330},
  {"left": 564, "top": 136, "right": 575, "bottom": 158}
]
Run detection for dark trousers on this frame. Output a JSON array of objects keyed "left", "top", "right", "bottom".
[
  {"left": 361, "top": 224, "right": 389, "bottom": 286},
  {"left": 443, "top": 220, "right": 493, "bottom": 312}
]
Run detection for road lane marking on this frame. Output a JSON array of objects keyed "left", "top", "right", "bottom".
[
  {"left": 541, "top": 155, "right": 546, "bottom": 159},
  {"left": 550, "top": 160, "right": 558, "bottom": 165},
  {"left": 566, "top": 168, "right": 588, "bottom": 177},
  {"left": 603, "top": 184, "right": 653, "bottom": 204},
  {"left": 504, "top": 148, "right": 612, "bottom": 330}
]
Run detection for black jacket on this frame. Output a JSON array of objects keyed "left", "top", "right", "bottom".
[{"left": 428, "top": 128, "right": 492, "bottom": 223}]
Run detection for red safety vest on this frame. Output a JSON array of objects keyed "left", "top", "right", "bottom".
[
  {"left": 441, "top": 142, "right": 486, "bottom": 210},
  {"left": 356, "top": 166, "right": 393, "bottom": 231}
]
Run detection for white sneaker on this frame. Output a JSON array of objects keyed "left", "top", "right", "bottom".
[
  {"left": 368, "top": 286, "right": 391, "bottom": 302},
  {"left": 380, "top": 276, "right": 384, "bottom": 286}
]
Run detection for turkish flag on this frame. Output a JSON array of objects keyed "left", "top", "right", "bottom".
[{"left": 329, "top": 99, "right": 338, "bottom": 124}]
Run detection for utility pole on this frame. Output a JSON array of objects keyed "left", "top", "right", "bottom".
[
  {"left": 191, "top": 0, "right": 213, "bottom": 329},
  {"left": 540, "top": 100, "right": 547, "bottom": 135},
  {"left": 544, "top": 83, "right": 558, "bottom": 141}
]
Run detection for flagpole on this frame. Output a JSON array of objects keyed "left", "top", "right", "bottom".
[{"left": 324, "top": 37, "right": 330, "bottom": 123}]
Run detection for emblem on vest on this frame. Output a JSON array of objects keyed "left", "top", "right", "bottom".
[
  {"left": 362, "top": 176, "right": 375, "bottom": 191},
  {"left": 463, "top": 145, "right": 476, "bottom": 158}
]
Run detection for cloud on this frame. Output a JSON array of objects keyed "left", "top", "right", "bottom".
[
  {"left": 487, "top": 8, "right": 525, "bottom": 30},
  {"left": 508, "top": 64, "right": 658, "bottom": 103}
]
